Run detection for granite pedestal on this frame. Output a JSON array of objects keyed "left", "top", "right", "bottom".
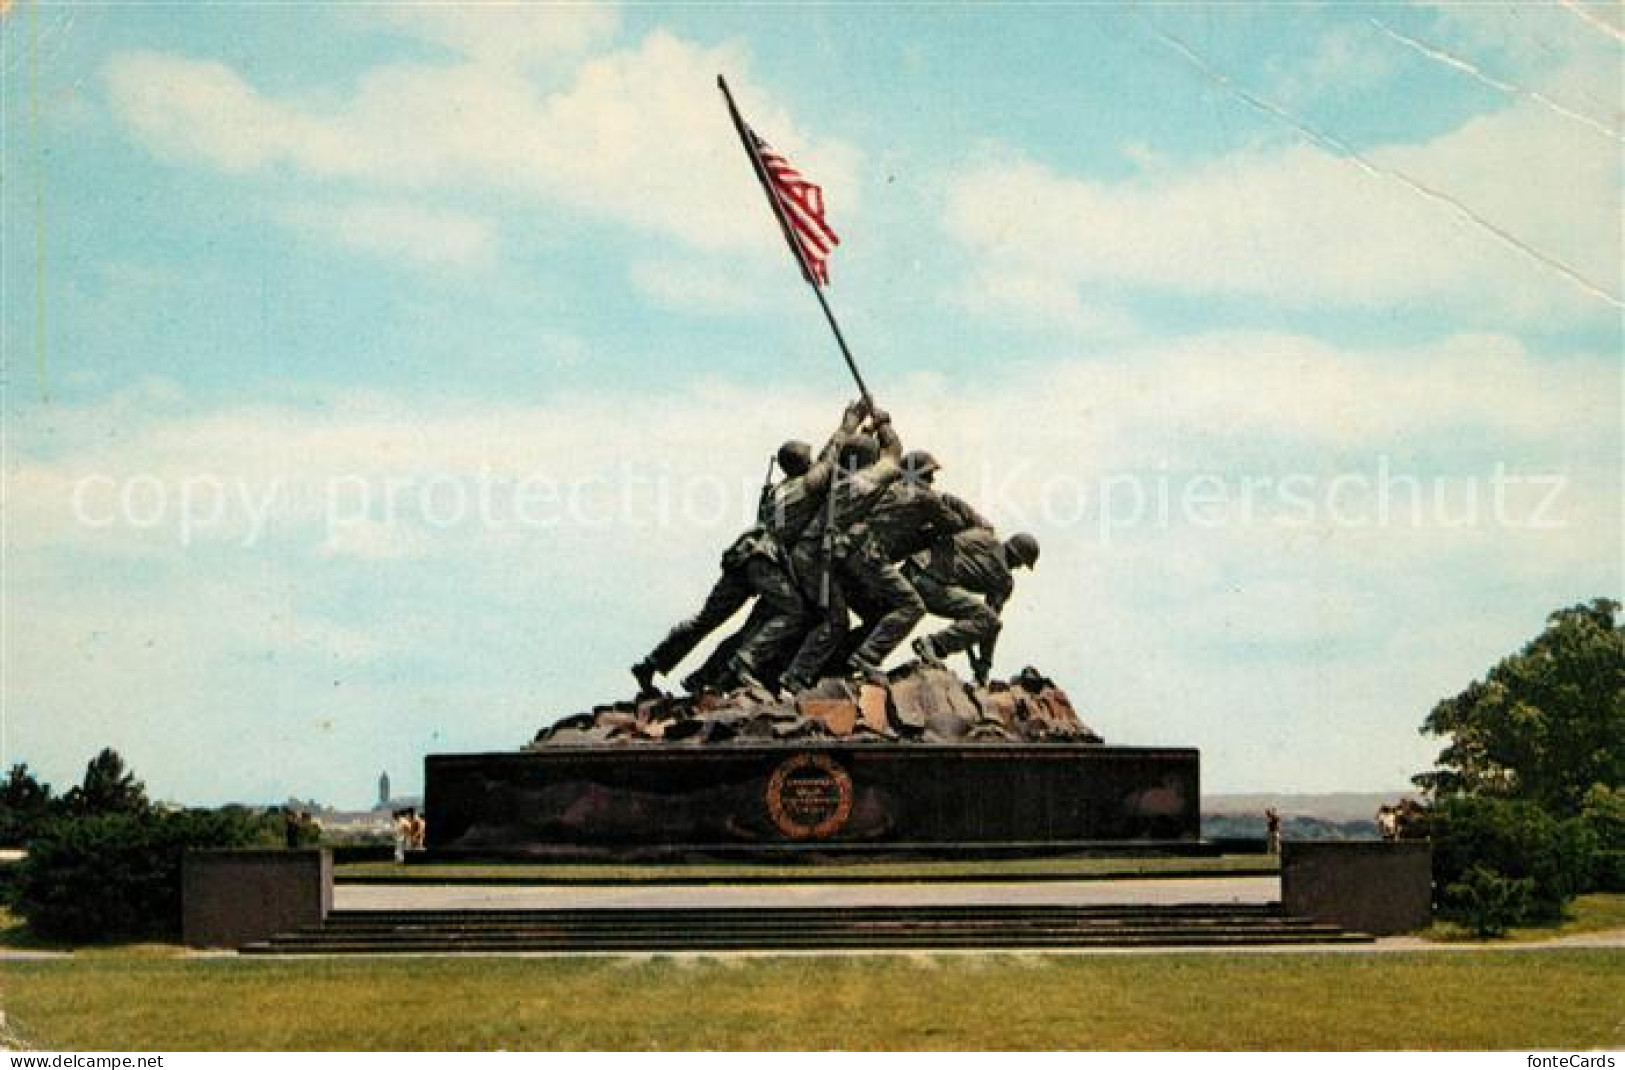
[{"left": 425, "top": 744, "right": 1200, "bottom": 860}]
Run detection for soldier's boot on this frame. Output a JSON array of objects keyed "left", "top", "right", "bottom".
[
  {"left": 631, "top": 659, "right": 659, "bottom": 696},
  {"left": 911, "top": 635, "right": 945, "bottom": 668},
  {"left": 733, "top": 664, "right": 781, "bottom": 700},
  {"left": 847, "top": 656, "right": 888, "bottom": 687}
]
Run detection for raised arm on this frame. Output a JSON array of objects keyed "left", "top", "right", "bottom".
[
  {"left": 802, "top": 401, "right": 868, "bottom": 493},
  {"left": 815, "top": 400, "right": 867, "bottom": 462},
  {"left": 940, "top": 492, "right": 992, "bottom": 533},
  {"left": 870, "top": 408, "right": 903, "bottom": 461}
]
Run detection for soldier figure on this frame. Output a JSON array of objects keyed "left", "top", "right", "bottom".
[
  {"left": 632, "top": 396, "right": 1040, "bottom": 696},
  {"left": 907, "top": 529, "right": 1040, "bottom": 685},
  {"left": 631, "top": 403, "right": 863, "bottom": 695},
  {"left": 865, "top": 450, "right": 989, "bottom": 562},
  {"left": 833, "top": 449, "right": 988, "bottom": 668},
  {"left": 778, "top": 409, "right": 925, "bottom": 691}
]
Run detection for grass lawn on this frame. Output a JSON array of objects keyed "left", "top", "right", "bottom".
[
  {"left": 338, "top": 854, "right": 1277, "bottom": 883},
  {"left": 2, "top": 950, "right": 1621, "bottom": 1050}
]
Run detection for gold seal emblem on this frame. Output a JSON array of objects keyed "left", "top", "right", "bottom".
[{"left": 765, "top": 753, "right": 854, "bottom": 840}]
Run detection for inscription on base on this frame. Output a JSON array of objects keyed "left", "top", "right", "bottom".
[{"left": 765, "top": 753, "right": 854, "bottom": 839}]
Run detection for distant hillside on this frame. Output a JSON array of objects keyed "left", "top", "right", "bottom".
[
  {"left": 1202, "top": 813, "right": 1380, "bottom": 843},
  {"left": 1203, "top": 792, "right": 1416, "bottom": 822}
]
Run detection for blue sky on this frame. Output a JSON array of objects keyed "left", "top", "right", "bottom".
[{"left": 2, "top": 2, "right": 1621, "bottom": 807}]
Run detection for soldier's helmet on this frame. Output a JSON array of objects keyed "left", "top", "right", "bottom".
[
  {"left": 1005, "top": 533, "right": 1041, "bottom": 569},
  {"left": 839, "top": 433, "right": 880, "bottom": 471},
  {"left": 901, "top": 450, "right": 941, "bottom": 484},
  {"left": 777, "top": 440, "right": 814, "bottom": 477}
]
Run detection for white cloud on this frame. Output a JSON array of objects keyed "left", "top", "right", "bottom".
[
  {"left": 1095, "top": 330, "right": 1616, "bottom": 447},
  {"left": 104, "top": 52, "right": 363, "bottom": 175},
  {"left": 1423, "top": 1, "right": 1625, "bottom": 109},
  {"left": 276, "top": 200, "right": 497, "bottom": 269},
  {"left": 19, "top": 322, "right": 1618, "bottom": 474},
  {"left": 318, "top": 515, "right": 435, "bottom": 562},
  {"left": 104, "top": 33, "right": 861, "bottom": 264},
  {"left": 371, "top": 3, "right": 621, "bottom": 69},
  {"left": 629, "top": 258, "right": 765, "bottom": 315},
  {"left": 950, "top": 270, "right": 1135, "bottom": 339},
  {"left": 8, "top": 331, "right": 1615, "bottom": 579},
  {"left": 945, "top": 97, "right": 1621, "bottom": 322},
  {"left": 1271, "top": 22, "right": 1401, "bottom": 105}
]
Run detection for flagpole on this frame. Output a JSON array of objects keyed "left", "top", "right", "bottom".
[{"left": 717, "top": 75, "right": 877, "bottom": 413}]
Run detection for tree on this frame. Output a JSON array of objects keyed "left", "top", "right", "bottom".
[
  {"left": 1414, "top": 598, "right": 1625, "bottom": 813},
  {"left": 0, "top": 763, "right": 55, "bottom": 846},
  {"left": 1580, "top": 783, "right": 1625, "bottom": 891},
  {"left": 1429, "top": 795, "right": 1596, "bottom": 927},
  {"left": 62, "top": 748, "right": 150, "bottom": 817}
]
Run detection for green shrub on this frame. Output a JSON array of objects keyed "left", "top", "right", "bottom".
[
  {"left": 14, "top": 809, "right": 258, "bottom": 942},
  {"left": 1430, "top": 795, "right": 1596, "bottom": 926},
  {"left": 1444, "top": 864, "right": 1535, "bottom": 937},
  {"left": 1580, "top": 784, "right": 1625, "bottom": 891}
]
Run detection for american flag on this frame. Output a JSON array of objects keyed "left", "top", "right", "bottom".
[{"left": 750, "top": 128, "right": 840, "bottom": 286}]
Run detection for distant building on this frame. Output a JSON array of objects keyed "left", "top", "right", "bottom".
[{"left": 378, "top": 771, "right": 391, "bottom": 809}]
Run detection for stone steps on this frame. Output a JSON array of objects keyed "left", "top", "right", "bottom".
[{"left": 241, "top": 903, "right": 1372, "bottom": 954}]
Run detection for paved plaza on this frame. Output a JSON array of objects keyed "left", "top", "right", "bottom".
[{"left": 336, "top": 876, "right": 1280, "bottom": 911}]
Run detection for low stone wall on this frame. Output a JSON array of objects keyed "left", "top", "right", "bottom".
[
  {"left": 1281, "top": 840, "right": 1432, "bottom": 936},
  {"left": 183, "top": 849, "right": 332, "bottom": 949}
]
